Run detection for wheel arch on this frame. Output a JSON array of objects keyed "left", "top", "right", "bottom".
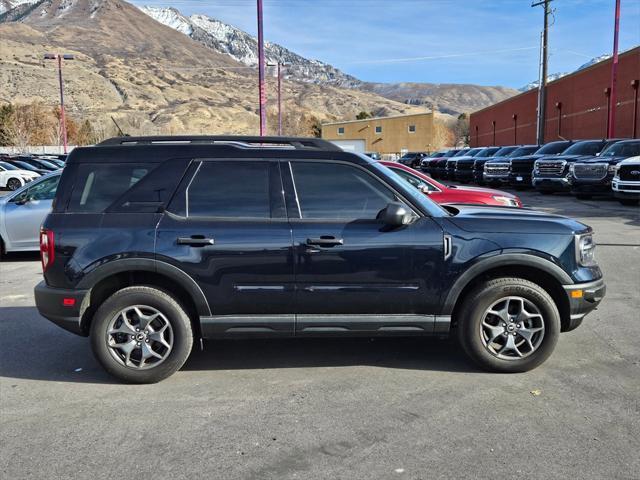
[
  {"left": 444, "top": 254, "right": 572, "bottom": 332},
  {"left": 77, "top": 259, "right": 211, "bottom": 336}
]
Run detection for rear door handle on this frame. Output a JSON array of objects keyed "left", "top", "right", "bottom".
[
  {"left": 177, "top": 236, "right": 215, "bottom": 246},
  {"left": 306, "top": 236, "right": 343, "bottom": 247}
]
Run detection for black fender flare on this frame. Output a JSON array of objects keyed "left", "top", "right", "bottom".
[
  {"left": 441, "top": 252, "right": 573, "bottom": 315},
  {"left": 76, "top": 258, "right": 211, "bottom": 316}
]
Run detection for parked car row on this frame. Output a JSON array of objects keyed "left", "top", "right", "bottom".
[
  {"left": 420, "top": 139, "right": 640, "bottom": 205},
  {"left": 0, "top": 153, "right": 65, "bottom": 190}
]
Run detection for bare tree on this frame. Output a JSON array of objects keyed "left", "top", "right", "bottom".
[{"left": 453, "top": 113, "right": 470, "bottom": 147}]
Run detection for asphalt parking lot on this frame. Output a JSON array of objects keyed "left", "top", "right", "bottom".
[{"left": 1, "top": 188, "right": 639, "bottom": 479}]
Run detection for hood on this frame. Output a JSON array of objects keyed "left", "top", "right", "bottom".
[
  {"left": 446, "top": 204, "right": 588, "bottom": 235},
  {"left": 449, "top": 185, "right": 517, "bottom": 198},
  {"left": 577, "top": 155, "right": 631, "bottom": 165},
  {"left": 9, "top": 169, "right": 39, "bottom": 177},
  {"left": 510, "top": 154, "right": 546, "bottom": 163},
  {"left": 537, "top": 154, "right": 594, "bottom": 162},
  {"left": 486, "top": 157, "right": 512, "bottom": 164}
]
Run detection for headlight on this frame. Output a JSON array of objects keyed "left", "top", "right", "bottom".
[
  {"left": 492, "top": 195, "right": 518, "bottom": 207},
  {"left": 569, "top": 164, "right": 575, "bottom": 173},
  {"left": 576, "top": 233, "right": 597, "bottom": 267}
]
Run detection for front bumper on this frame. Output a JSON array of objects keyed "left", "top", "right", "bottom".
[
  {"left": 483, "top": 173, "right": 509, "bottom": 183},
  {"left": 562, "top": 278, "right": 606, "bottom": 332},
  {"left": 34, "top": 281, "right": 90, "bottom": 336},
  {"left": 509, "top": 173, "right": 532, "bottom": 186},
  {"left": 612, "top": 179, "right": 640, "bottom": 199},
  {"left": 532, "top": 176, "right": 572, "bottom": 192}
]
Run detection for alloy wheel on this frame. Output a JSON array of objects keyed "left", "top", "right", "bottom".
[
  {"left": 106, "top": 305, "right": 174, "bottom": 369},
  {"left": 7, "top": 179, "right": 21, "bottom": 191},
  {"left": 480, "top": 296, "right": 545, "bottom": 360}
]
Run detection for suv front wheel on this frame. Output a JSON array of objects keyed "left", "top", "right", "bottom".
[
  {"left": 90, "top": 286, "right": 194, "bottom": 383},
  {"left": 456, "top": 277, "right": 560, "bottom": 372}
]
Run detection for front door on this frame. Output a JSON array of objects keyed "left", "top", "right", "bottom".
[
  {"left": 283, "top": 160, "right": 444, "bottom": 334},
  {"left": 155, "top": 159, "right": 295, "bottom": 336}
]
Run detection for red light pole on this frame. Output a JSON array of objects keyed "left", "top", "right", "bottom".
[
  {"left": 44, "top": 53, "right": 74, "bottom": 154},
  {"left": 607, "top": 0, "right": 621, "bottom": 138},
  {"left": 257, "top": 0, "right": 266, "bottom": 136}
]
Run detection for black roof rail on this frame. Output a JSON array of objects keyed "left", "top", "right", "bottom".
[{"left": 96, "top": 135, "right": 344, "bottom": 152}]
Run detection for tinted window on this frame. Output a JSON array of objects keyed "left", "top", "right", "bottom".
[
  {"left": 0, "top": 161, "right": 18, "bottom": 170},
  {"left": 291, "top": 162, "right": 395, "bottom": 220},
  {"left": 600, "top": 141, "right": 640, "bottom": 157},
  {"left": 187, "top": 161, "right": 271, "bottom": 218},
  {"left": 536, "top": 142, "right": 572, "bottom": 155},
  {"left": 510, "top": 146, "right": 539, "bottom": 157},
  {"left": 562, "top": 141, "right": 605, "bottom": 156},
  {"left": 494, "top": 146, "right": 517, "bottom": 156},
  {"left": 10, "top": 161, "right": 39, "bottom": 171},
  {"left": 475, "top": 147, "right": 501, "bottom": 158},
  {"left": 69, "top": 163, "right": 152, "bottom": 212}
]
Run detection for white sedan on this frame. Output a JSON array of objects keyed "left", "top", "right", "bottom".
[
  {"left": 0, "top": 172, "right": 61, "bottom": 256},
  {"left": 0, "top": 161, "right": 40, "bottom": 190}
]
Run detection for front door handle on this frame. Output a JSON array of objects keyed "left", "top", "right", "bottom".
[
  {"left": 306, "top": 236, "right": 343, "bottom": 247},
  {"left": 177, "top": 236, "right": 215, "bottom": 246}
]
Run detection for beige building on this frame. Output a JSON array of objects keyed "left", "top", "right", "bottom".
[{"left": 321, "top": 112, "right": 436, "bottom": 155}]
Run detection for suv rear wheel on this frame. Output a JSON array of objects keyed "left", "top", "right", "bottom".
[
  {"left": 90, "top": 286, "right": 193, "bottom": 383},
  {"left": 456, "top": 277, "right": 560, "bottom": 372}
]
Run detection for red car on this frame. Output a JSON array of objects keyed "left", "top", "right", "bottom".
[{"left": 381, "top": 161, "right": 522, "bottom": 207}]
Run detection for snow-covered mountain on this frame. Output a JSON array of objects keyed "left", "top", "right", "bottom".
[
  {"left": 519, "top": 52, "right": 624, "bottom": 92},
  {"left": 139, "top": 6, "right": 361, "bottom": 88},
  {"left": 0, "top": 0, "right": 39, "bottom": 15}
]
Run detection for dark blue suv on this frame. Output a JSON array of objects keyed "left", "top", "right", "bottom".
[{"left": 34, "top": 136, "right": 605, "bottom": 383}]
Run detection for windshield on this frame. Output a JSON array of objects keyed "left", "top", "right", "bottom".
[
  {"left": 561, "top": 141, "right": 604, "bottom": 156},
  {"left": 494, "top": 146, "right": 517, "bottom": 157},
  {"left": 0, "top": 161, "right": 18, "bottom": 170},
  {"left": 535, "top": 142, "right": 571, "bottom": 155},
  {"left": 11, "top": 161, "right": 39, "bottom": 171},
  {"left": 510, "top": 146, "right": 540, "bottom": 157},
  {"left": 443, "top": 150, "right": 459, "bottom": 157},
  {"left": 35, "top": 159, "right": 59, "bottom": 169},
  {"left": 475, "top": 147, "right": 501, "bottom": 158},
  {"left": 454, "top": 149, "right": 471, "bottom": 157},
  {"left": 599, "top": 141, "right": 640, "bottom": 158}
]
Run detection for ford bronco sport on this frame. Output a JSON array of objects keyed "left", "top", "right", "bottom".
[{"left": 34, "top": 136, "right": 605, "bottom": 383}]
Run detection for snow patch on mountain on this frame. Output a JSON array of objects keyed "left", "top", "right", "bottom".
[
  {"left": 139, "top": 5, "right": 361, "bottom": 88},
  {"left": 0, "top": 0, "right": 38, "bottom": 15}
]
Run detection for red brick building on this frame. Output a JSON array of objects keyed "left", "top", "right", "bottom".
[{"left": 469, "top": 47, "right": 640, "bottom": 146}]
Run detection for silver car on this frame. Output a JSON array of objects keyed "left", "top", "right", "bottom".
[{"left": 0, "top": 172, "right": 61, "bottom": 255}]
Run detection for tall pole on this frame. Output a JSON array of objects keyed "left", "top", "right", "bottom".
[
  {"left": 257, "top": 0, "right": 266, "bottom": 136},
  {"left": 607, "top": 0, "right": 621, "bottom": 138},
  {"left": 277, "top": 62, "right": 282, "bottom": 136},
  {"left": 532, "top": 0, "right": 551, "bottom": 145},
  {"left": 57, "top": 55, "right": 68, "bottom": 154}
]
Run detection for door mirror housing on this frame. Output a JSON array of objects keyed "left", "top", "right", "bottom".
[
  {"left": 420, "top": 185, "right": 432, "bottom": 194},
  {"left": 378, "top": 202, "right": 413, "bottom": 227},
  {"left": 12, "top": 194, "right": 31, "bottom": 205}
]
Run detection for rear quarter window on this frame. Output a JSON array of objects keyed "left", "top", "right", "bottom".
[{"left": 68, "top": 163, "right": 152, "bottom": 212}]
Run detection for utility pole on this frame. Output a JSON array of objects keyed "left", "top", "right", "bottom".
[
  {"left": 532, "top": 0, "right": 552, "bottom": 145},
  {"left": 268, "top": 62, "right": 287, "bottom": 135},
  {"left": 44, "top": 53, "right": 74, "bottom": 154},
  {"left": 257, "top": 0, "right": 266, "bottom": 136},
  {"left": 608, "top": 0, "right": 621, "bottom": 138}
]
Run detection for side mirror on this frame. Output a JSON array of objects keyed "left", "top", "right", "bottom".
[
  {"left": 13, "top": 195, "right": 30, "bottom": 205},
  {"left": 378, "top": 202, "right": 412, "bottom": 227},
  {"left": 420, "top": 185, "right": 432, "bottom": 194}
]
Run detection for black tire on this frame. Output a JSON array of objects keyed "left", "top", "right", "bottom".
[
  {"left": 618, "top": 198, "right": 639, "bottom": 206},
  {"left": 6, "top": 178, "right": 22, "bottom": 191},
  {"left": 576, "top": 194, "right": 592, "bottom": 200},
  {"left": 90, "top": 286, "right": 193, "bottom": 384},
  {"left": 456, "top": 277, "right": 560, "bottom": 373}
]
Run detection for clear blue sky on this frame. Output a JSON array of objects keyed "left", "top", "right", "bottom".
[{"left": 134, "top": 0, "right": 640, "bottom": 88}]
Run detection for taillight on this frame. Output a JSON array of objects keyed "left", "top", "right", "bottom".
[{"left": 40, "top": 228, "right": 55, "bottom": 272}]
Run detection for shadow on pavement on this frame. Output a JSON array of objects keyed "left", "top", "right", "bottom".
[
  {"left": 0, "top": 252, "right": 41, "bottom": 262},
  {"left": 0, "top": 306, "right": 479, "bottom": 384}
]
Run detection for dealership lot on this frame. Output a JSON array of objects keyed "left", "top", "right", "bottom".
[{"left": 1, "top": 189, "right": 638, "bottom": 479}]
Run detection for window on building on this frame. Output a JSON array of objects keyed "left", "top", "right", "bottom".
[
  {"left": 337, "top": 127, "right": 345, "bottom": 135},
  {"left": 408, "top": 125, "right": 416, "bottom": 133},
  {"left": 375, "top": 126, "right": 382, "bottom": 134}
]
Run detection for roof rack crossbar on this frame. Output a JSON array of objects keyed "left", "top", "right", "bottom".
[{"left": 97, "top": 136, "right": 343, "bottom": 152}]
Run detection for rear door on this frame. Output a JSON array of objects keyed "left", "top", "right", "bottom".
[
  {"left": 3, "top": 175, "right": 59, "bottom": 250},
  {"left": 283, "top": 160, "right": 444, "bottom": 334},
  {"left": 155, "top": 159, "right": 295, "bottom": 336}
]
